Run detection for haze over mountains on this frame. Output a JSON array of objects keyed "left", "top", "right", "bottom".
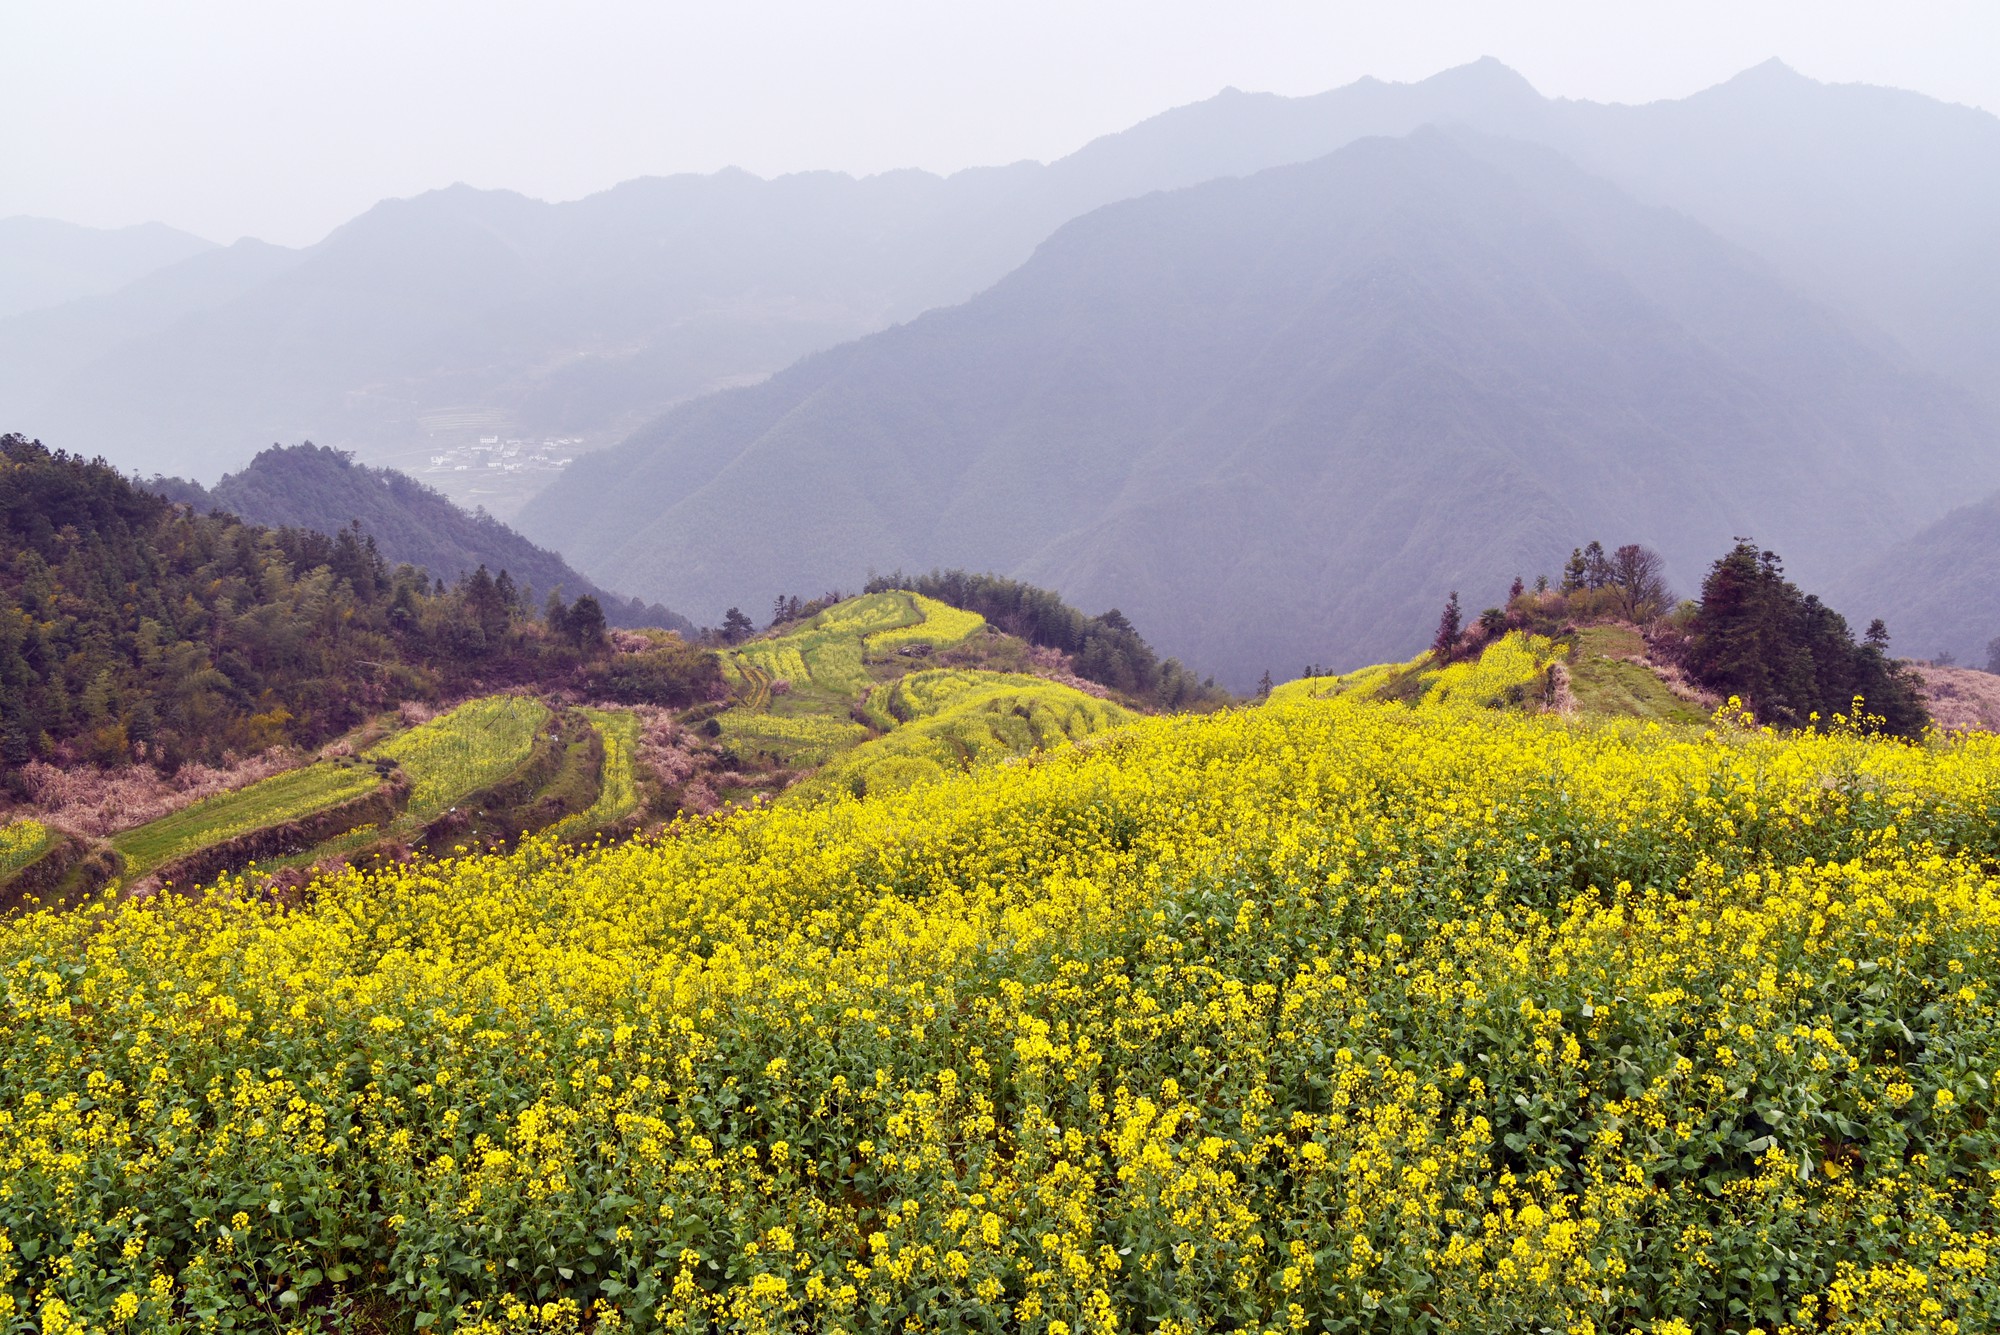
[
  {"left": 519, "top": 128, "right": 1996, "bottom": 686},
  {"left": 9, "top": 59, "right": 2000, "bottom": 479},
  {"left": 5, "top": 58, "right": 1999, "bottom": 682},
  {"left": 0, "top": 217, "right": 215, "bottom": 320}
]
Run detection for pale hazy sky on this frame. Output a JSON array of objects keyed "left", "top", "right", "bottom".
[{"left": 6, "top": 1, "right": 1997, "bottom": 247}]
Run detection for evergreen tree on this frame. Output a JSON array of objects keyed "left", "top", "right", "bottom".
[
  {"left": 1686, "top": 540, "right": 1926, "bottom": 736},
  {"left": 721, "top": 607, "right": 755, "bottom": 644},
  {"left": 1583, "top": 540, "right": 1612, "bottom": 589},
  {"left": 565, "top": 595, "right": 608, "bottom": 653},
  {"left": 1561, "top": 549, "right": 1588, "bottom": 593},
  {"left": 1432, "top": 592, "right": 1463, "bottom": 662}
]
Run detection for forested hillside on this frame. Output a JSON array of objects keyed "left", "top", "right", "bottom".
[
  {"left": 521, "top": 129, "right": 1994, "bottom": 687},
  {"left": 151, "top": 443, "right": 690, "bottom": 632},
  {"left": 0, "top": 435, "right": 716, "bottom": 777}
]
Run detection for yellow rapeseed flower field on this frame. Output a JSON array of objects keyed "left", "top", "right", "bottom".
[{"left": 3, "top": 693, "right": 1998, "bottom": 1333}]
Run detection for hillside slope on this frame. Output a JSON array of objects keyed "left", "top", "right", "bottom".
[
  {"left": 10, "top": 669, "right": 2000, "bottom": 1330},
  {"left": 154, "top": 443, "right": 690, "bottom": 631},
  {"left": 1833, "top": 490, "right": 2000, "bottom": 667},
  {"left": 521, "top": 129, "right": 1996, "bottom": 688}
]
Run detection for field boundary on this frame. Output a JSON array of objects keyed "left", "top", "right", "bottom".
[{"left": 146, "top": 771, "right": 413, "bottom": 896}]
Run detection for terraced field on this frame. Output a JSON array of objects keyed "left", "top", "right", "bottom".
[
  {"left": 813, "top": 671, "right": 1133, "bottom": 799},
  {"left": 0, "top": 819, "right": 53, "bottom": 882},
  {"left": 551, "top": 708, "right": 646, "bottom": 839},
  {"left": 371, "top": 695, "right": 551, "bottom": 822},
  {"left": 109, "top": 760, "right": 382, "bottom": 881},
  {"left": 724, "top": 591, "right": 988, "bottom": 706},
  {"left": 714, "top": 591, "right": 1139, "bottom": 785}
]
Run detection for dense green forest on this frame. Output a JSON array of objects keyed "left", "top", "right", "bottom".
[
  {"left": 148, "top": 443, "right": 690, "bottom": 632},
  {"left": 1682, "top": 539, "right": 1928, "bottom": 735},
  {"left": 0, "top": 435, "right": 719, "bottom": 782}
]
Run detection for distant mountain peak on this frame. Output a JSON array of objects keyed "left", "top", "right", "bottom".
[
  {"left": 1721, "top": 58, "right": 1818, "bottom": 90},
  {"left": 1419, "top": 57, "right": 1543, "bottom": 100}
]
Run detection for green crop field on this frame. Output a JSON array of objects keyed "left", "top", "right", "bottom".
[
  {"left": 815, "top": 674, "right": 1133, "bottom": 798},
  {"left": 716, "top": 710, "right": 872, "bottom": 767},
  {"left": 551, "top": 709, "right": 645, "bottom": 839},
  {"left": 864, "top": 593, "right": 985, "bottom": 653},
  {"left": 370, "top": 695, "right": 550, "bottom": 822},
  {"left": 109, "top": 762, "right": 381, "bottom": 880},
  {"left": 0, "top": 819, "right": 54, "bottom": 881}
]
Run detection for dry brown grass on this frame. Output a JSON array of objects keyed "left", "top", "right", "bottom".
[
  {"left": 16, "top": 749, "right": 304, "bottom": 837},
  {"left": 1910, "top": 665, "right": 2000, "bottom": 733}
]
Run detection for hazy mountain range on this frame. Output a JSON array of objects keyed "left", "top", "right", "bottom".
[
  {"left": 518, "top": 129, "right": 1995, "bottom": 685},
  {"left": 0, "top": 217, "right": 215, "bottom": 320},
  {"left": 6, "top": 59, "right": 1999, "bottom": 680},
  {"left": 9, "top": 59, "right": 1999, "bottom": 474}
]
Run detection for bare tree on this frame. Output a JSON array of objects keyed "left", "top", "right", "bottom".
[{"left": 1609, "top": 544, "right": 1672, "bottom": 621}]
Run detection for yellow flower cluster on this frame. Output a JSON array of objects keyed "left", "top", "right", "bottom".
[
  {"left": 0, "top": 818, "right": 51, "bottom": 881},
  {"left": 4, "top": 695, "right": 1999, "bottom": 1333}
]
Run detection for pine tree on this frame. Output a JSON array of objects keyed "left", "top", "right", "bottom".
[
  {"left": 1583, "top": 541, "right": 1612, "bottom": 589},
  {"left": 1432, "top": 592, "right": 1463, "bottom": 662},
  {"left": 1561, "top": 549, "right": 1588, "bottom": 593},
  {"left": 1257, "top": 669, "right": 1274, "bottom": 698}
]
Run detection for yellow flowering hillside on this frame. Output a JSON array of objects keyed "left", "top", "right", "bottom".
[{"left": 5, "top": 695, "right": 2000, "bottom": 1333}]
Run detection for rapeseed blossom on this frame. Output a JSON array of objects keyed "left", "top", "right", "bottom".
[{"left": 2, "top": 694, "right": 1998, "bottom": 1332}]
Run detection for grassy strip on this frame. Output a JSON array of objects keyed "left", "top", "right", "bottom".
[
  {"left": 109, "top": 762, "right": 380, "bottom": 881},
  {"left": 551, "top": 709, "right": 645, "bottom": 840}
]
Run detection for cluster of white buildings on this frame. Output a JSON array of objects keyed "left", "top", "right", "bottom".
[{"left": 426, "top": 436, "right": 580, "bottom": 475}]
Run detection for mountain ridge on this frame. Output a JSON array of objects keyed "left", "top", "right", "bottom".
[
  {"left": 9, "top": 57, "right": 1998, "bottom": 483},
  {"left": 151, "top": 444, "right": 691, "bottom": 633},
  {"left": 517, "top": 128, "right": 1997, "bottom": 687}
]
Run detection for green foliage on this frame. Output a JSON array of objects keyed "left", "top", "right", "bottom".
[
  {"left": 1687, "top": 540, "right": 1928, "bottom": 735},
  {"left": 0, "top": 436, "right": 721, "bottom": 772},
  {"left": 156, "top": 443, "right": 689, "bottom": 632},
  {"left": 370, "top": 697, "right": 549, "bottom": 822},
  {"left": 109, "top": 762, "right": 381, "bottom": 880},
  {"left": 579, "top": 635, "right": 723, "bottom": 707}
]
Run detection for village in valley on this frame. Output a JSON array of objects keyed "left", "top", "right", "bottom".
[{"left": 424, "top": 434, "right": 579, "bottom": 477}]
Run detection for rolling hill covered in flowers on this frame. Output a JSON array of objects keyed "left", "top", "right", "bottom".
[{"left": 4, "top": 641, "right": 1998, "bottom": 1332}]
